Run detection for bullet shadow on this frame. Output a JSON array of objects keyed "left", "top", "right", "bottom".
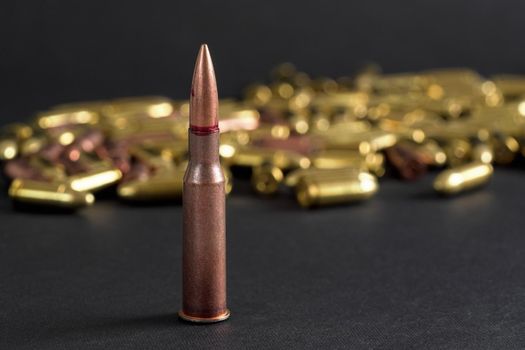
[
  {"left": 118, "top": 198, "right": 182, "bottom": 207},
  {"left": 410, "top": 186, "right": 492, "bottom": 201},
  {"left": 11, "top": 202, "right": 81, "bottom": 215}
]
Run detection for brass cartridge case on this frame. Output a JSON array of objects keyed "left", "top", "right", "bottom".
[
  {"left": 36, "top": 108, "right": 99, "bottom": 129},
  {"left": 252, "top": 135, "right": 322, "bottom": 156},
  {"left": 491, "top": 134, "right": 519, "bottom": 165},
  {"left": 118, "top": 169, "right": 184, "bottom": 200},
  {"left": 433, "top": 162, "right": 493, "bottom": 195},
  {"left": 8, "top": 179, "right": 94, "bottom": 208},
  {"left": 102, "top": 96, "right": 175, "bottom": 119},
  {"left": 285, "top": 166, "right": 361, "bottom": 188},
  {"left": 19, "top": 136, "right": 48, "bottom": 156},
  {"left": 251, "top": 163, "right": 284, "bottom": 195},
  {"left": 323, "top": 130, "right": 397, "bottom": 154},
  {"left": 295, "top": 170, "right": 378, "bottom": 208},
  {"left": 415, "top": 140, "right": 448, "bottom": 166},
  {"left": 0, "top": 138, "right": 18, "bottom": 160},
  {"left": 27, "top": 157, "right": 66, "bottom": 181},
  {"left": 244, "top": 84, "right": 273, "bottom": 107},
  {"left": 68, "top": 163, "right": 122, "bottom": 192},
  {"left": 492, "top": 75, "right": 525, "bottom": 99},
  {"left": 443, "top": 138, "right": 472, "bottom": 166},
  {"left": 228, "top": 147, "right": 310, "bottom": 170},
  {"left": 218, "top": 105, "right": 260, "bottom": 132},
  {"left": 310, "top": 150, "right": 369, "bottom": 170},
  {"left": 471, "top": 142, "right": 494, "bottom": 164}
]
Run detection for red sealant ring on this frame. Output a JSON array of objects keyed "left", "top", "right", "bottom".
[{"left": 190, "top": 125, "right": 220, "bottom": 135}]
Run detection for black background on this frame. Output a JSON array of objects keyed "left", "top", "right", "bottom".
[{"left": 2, "top": 1, "right": 525, "bottom": 349}]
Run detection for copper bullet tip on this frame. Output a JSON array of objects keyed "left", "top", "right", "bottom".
[{"left": 190, "top": 44, "right": 219, "bottom": 133}]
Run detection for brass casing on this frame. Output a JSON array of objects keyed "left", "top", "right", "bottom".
[
  {"left": 433, "top": 162, "right": 493, "bottom": 195},
  {"left": 8, "top": 179, "right": 94, "bottom": 208},
  {"left": 228, "top": 147, "right": 310, "bottom": 170},
  {"left": 295, "top": 170, "right": 378, "bottom": 207},
  {"left": 68, "top": 163, "right": 122, "bottom": 192},
  {"left": 251, "top": 164, "right": 284, "bottom": 195}
]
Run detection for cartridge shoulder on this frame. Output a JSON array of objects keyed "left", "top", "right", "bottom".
[{"left": 184, "top": 162, "right": 225, "bottom": 185}]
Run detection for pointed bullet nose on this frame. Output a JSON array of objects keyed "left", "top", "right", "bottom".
[
  {"left": 195, "top": 44, "right": 211, "bottom": 69},
  {"left": 190, "top": 44, "right": 219, "bottom": 130}
]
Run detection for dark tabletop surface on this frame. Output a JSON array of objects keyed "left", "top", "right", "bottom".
[{"left": 1, "top": 167, "right": 525, "bottom": 349}]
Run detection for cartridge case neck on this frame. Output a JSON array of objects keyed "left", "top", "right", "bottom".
[{"left": 188, "top": 129, "right": 220, "bottom": 164}]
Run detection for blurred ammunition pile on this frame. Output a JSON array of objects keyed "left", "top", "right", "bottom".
[{"left": 2, "top": 64, "right": 525, "bottom": 209}]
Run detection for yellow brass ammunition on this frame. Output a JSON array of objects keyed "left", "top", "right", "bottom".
[
  {"left": 271, "top": 81, "right": 295, "bottom": 99},
  {"left": 141, "top": 140, "right": 188, "bottom": 164},
  {"left": 471, "top": 142, "right": 494, "bottom": 164},
  {"left": 68, "top": 163, "right": 122, "bottom": 192},
  {"left": 8, "top": 179, "right": 95, "bottom": 208},
  {"left": 129, "top": 145, "right": 176, "bottom": 170},
  {"left": 491, "top": 134, "right": 519, "bottom": 165},
  {"left": 118, "top": 170, "right": 184, "bottom": 200},
  {"left": 36, "top": 108, "right": 99, "bottom": 129},
  {"left": 28, "top": 157, "right": 66, "bottom": 181},
  {"left": 244, "top": 84, "right": 273, "bottom": 107},
  {"left": 0, "top": 123, "right": 34, "bottom": 160},
  {"left": 2, "top": 63, "right": 524, "bottom": 210},
  {"left": 492, "top": 75, "right": 525, "bottom": 99},
  {"left": 251, "top": 163, "right": 284, "bottom": 195},
  {"left": 399, "top": 140, "right": 447, "bottom": 166},
  {"left": 222, "top": 166, "right": 233, "bottom": 195},
  {"left": 102, "top": 96, "right": 174, "bottom": 119},
  {"left": 365, "top": 153, "right": 386, "bottom": 177},
  {"left": 323, "top": 130, "right": 397, "bottom": 154},
  {"left": 0, "top": 138, "right": 18, "bottom": 160},
  {"left": 369, "top": 72, "right": 427, "bottom": 94},
  {"left": 311, "top": 150, "right": 368, "bottom": 170},
  {"left": 288, "top": 112, "right": 310, "bottom": 134},
  {"left": 227, "top": 147, "right": 310, "bottom": 170},
  {"left": 433, "top": 162, "right": 493, "bottom": 195},
  {"left": 104, "top": 113, "right": 180, "bottom": 141},
  {"left": 4, "top": 123, "right": 33, "bottom": 140},
  {"left": 311, "top": 92, "right": 369, "bottom": 110},
  {"left": 313, "top": 77, "right": 339, "bottom": 94},
  {"left": 288, "top": 87, "right": 314, "bottom": 111},
  {"left": 443, "top": 138, "right": 472, "bottom": 166},
  {"left": 309, "top": 111, "right": 331, "bottom": 132},
  {"left": 19, "top": 135, "right": 47, "bottom": 156},
  {"left": 378, "top": 119, "right": 426, "bottom": 143},
  {"left": 252, "top": 135, "right": 322, "bottom": 156},
  {"left": 295, "top": 170, "right": 378, "bottom": 208},
  {"left": 248, "top": 124, "right": 291, "bottom": 141},
  {"left": 285, "top": 167, "right": 361, "bottom": 188},
  {"left": 46, "top": 127, "right": 81, "bottom": 146},
  {"left": 218, "top": 105, "right": 260, "bottom": 132}
]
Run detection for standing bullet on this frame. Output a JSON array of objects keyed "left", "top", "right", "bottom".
[{"left": 179, "top": 44, "right": 230, "bottom": 323}]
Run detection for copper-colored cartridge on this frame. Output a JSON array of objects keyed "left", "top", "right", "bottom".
[{"left": 179, "top": 44, "right": 230, "bottom": 323}]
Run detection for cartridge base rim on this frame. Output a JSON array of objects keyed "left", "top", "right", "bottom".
[{"left": 178, "top": 309, "right": 230, "bottom": 323}]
